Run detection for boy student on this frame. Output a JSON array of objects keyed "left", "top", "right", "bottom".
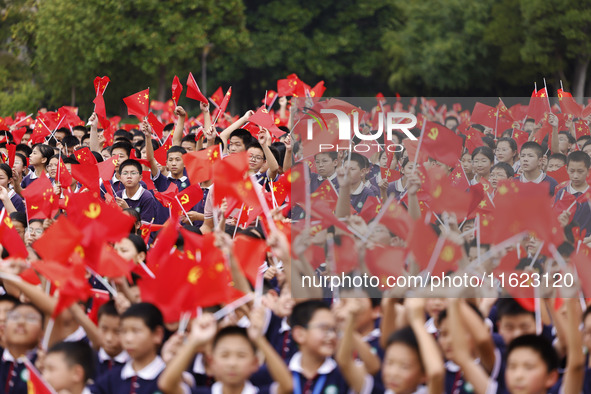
[
  {"left": 335, "top": 153, "right": 379, "bottom": 213},
  {"left": 309, "top": 151, "right": 340, "bottom": 193},
  {"left": 42, "top": 341, "right": 95, "bottom": 394},
  {"left": 248, "top": 130, "right": 280, "bottom": 186},
  {"left": 115, "top": 159, "right": 157, "bottom": 224},
  {"left": 92, "top": 303, "right": 167, "bottom": 394},
  {"left": 554, "top": 151, "right": 591, "bottom": 235},
  {"left": 0, "top": 303, "right": 44, "bottom": 393},
  {"left": 546, "top": 153, "right": 566, "bottom": 173},
  {"left": 94, "top": 301, "right": 129, "bottom": 380},
  {"left": 0, "top": 294, "right": 19, "bottom": 349},
  {"left": 157, "top": 307, "right": 293, "bottom": 394},
  {"left": 518, "top": 141, "right": 558, "bottom": 195},
  {"left": 289, "top": 300, "right": 374, "bottom": 394}
]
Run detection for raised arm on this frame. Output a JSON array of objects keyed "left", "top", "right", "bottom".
[
  {"left": 548, "top": 113, "right": 560, "bottom": 154},
  {"left": 142, "top": 120, "right": 161, "bottom": 177},
  {"left": 560, "top": 296, "right": 585, "bottom": 394},
  {"left": 219, "top": 111, "right": 254, "bottom": 152},
  {"left": 88, "top": 113, "right": 100, "bottom": 152},
  {"left": 459, "top": 301, "right": 497, "bottom": 374},
  {"left": 283, "top": 134, "right": 293, "bottom": 171},
  {"left": 259, "top": 129, "right": 279, "bottom": 180},
  {"left": 172, "top": 106, "right": 186, "bottom": 147}
]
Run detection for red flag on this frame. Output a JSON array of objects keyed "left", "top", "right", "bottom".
[
  {"left": 154, "top": 183, "right": 179, "bottom": 209},
  {"left": 56, "top": 157, "right": 73, "bottom": 187},
  {"left": 183, "top": 145, "right": 222, "bottom": 183},
  {"left": 216, "top": 87, "right": 232, "bottom": 121},
  {"left": 22, "top": 173, "right": 58, "bottom": 219},
  {"left": 333, "top": 234, "right": 359, "bottom": 273},
  {"left": 407, "top": 220, "right": 462, "bottom": 275},
  {"left": 32, "top": 216, "right": 82, "bottom": 263},
  {"left": 365, "top": 246, "right": 407, "bottom": 286},
  {"left": 512, "top": 129, "right": 529, "bottom": 151},
  {"left": 174, "top": 184, "right": 203, "bottom": 214},
  {"left": 571, "top": 245, "right": 591, "bottom": 298},
  {"left": 310, "top": 81, "right": 326, "bottom": 98},
  {"left": 233, "top": 235, "right": 268, "bottom": 286},
  {"left": 462, "top": 127, "right": 485, "bottom": 154},
  {"left": 94, "top": 76, "right": 110, "bottom": 96},
  {"left": 123, "top": 88, "right": 150, "bottom": 119},
  {"left": 88, "top": 289, "right": 110, "bottom": 325},
  {"left": 574, "top": 121, "right": 590, "bottom": 139},
  {"left": 0, "top": 214, "right": 28, "bottom": 259},
  {"left": 277, "top": 79, "right": 295, "bottom": 97},
  {"left": 97, "top": 156, "right": 118, "bottom": 183},
  {"left": 358, "top": 196, "right": 382, "bottom": 223},
  {"left": 73, "top": 147, "right": 97, "bottom": 165},
  {"left": 547, "top": 166, "right": 569, "bottom": 185},
  {"left": 450, "top": 166, "right": 470, "bottom": 190},
  {"left": 97, "top": 243, "right": 135, "bottom": 280},
  {"left": 186, "top": 72, "right": 207, "bottom": 104},
  {"left": 209, "top": 87, "right": 224, "bottom": 107},
  {"left": 93, "top": 93, "right": 107, "bottom": 120},
  {"left": 146, "top": 112, "right": 164, "bottom": 140},
  {"left": 248, "top": 106, "right": 284, "bottom": 137},
  {"left": 471, "top": 102, "right": 497, "bottom": 129},
  {"left": 557, "top": 89, "right": 582, "bottom": 118},
  {"left": 171, "top": 75, "right": 183, "bottom": 106},
  {"left": 528, "top": 88, "right": 550, "bottom": 124},
  {"left": 70, "top": 163, "right": 100, "bottom": 193},
  {"left": 422, "top": 122, "right": 464, "bottom": 166}
]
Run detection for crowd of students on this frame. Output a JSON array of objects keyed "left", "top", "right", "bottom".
[{"left": 0, "top": 93, "right": 591, "bottom": 394}]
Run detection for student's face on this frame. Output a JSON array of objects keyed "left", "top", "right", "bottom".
[
  {"left": 0, "top": 170, "right": 10, "bottom": 188},
  {"left": 54, "top": 131, "right": 66, "bottom": 142},
  {"left": 274, "top": 287, "right": 295, "bottom": 318},
  {"left": 382, "top": 343, "right": 425, "bottom": 393},
  {"left": 43, "top": 352, "right": 80, "bottom": 392},
  {"left": 21, "top": 133, "right": 31, "bottom": 144},
  {"left": 445, "top": 118, "right": 458, "bottom": 130},
  {"left": 369, "top": 224, "right": 394, "bottom": 246},
  {"left": 472, "top": 153, "right": 492, "bottom": 177},
  {"left": 437, "top": 319, "right": 454, "bottom": 360},
  {"left": 166, "top": 152, "right": 184, "bottom": 176},
  {"left": 4, "top": 305, "right": 42, "bottom": 348},
  {"left": 506, "top": 348, "right": 558, "bottom": 394},
  {"left": 0, "top": 300, "right": 16, "bottom": 345},
  {"left": 498, "top": 315, "right": 536, "bottom": 345},
  {"left": 140, "top": 147, "right": 147, "bottom": 160},
  {"left": 111, "top": 148, "right": 129, "bottom": 165},
  {"left": 47, "top": 157, "right": 58, "bottom": 179},
  {"left": 181, "top": 141, "right": 196, "bottom": 152},
  {"left": 584, "top": 145, "right": 591, "bottom": 158},
  {"left": 495, "top": 141, "right": 515, "bottom": 164},
  {"left": 546, "top": 159, "right": 564, "bottom": 173},
  {"left": 379, "top": 153, "right": 388, "bottom": 168},
  {"left": 425, "top": 298, "right": 446, "bottom": 319},
  {"left": 27, "top": 221, "right": 44, "bottom": 243},
  {"left": 557, "top": 134, "right": 570, "bottom": 153},
  {"left": 227, "top": 136, "right": 246, "bottom": 154},
  {"left": 314, "top": 154, "right": 337, "bottom": 178},
  {"left": 490, "top": 168, "right": 509, "bottom": 189},
  {"left": 12, "top": 221, "right": 25, "bottom": 241},
  {"left": 98, "top": 314, "right": 122, "bottom": 357},
  {"left": 210, "top": 335, "right": 258, "bottom": 386},
  {"left": 101, "top": 149, "right": 111, "bottom": 162},
  {"left": 114, "top": 238, "right": 139, "bottom": 263},
  {"left": 401, "top": 161, "right": 415, "bottom": 177},
  {"left": 29, "top": 147, "right": 43, "bottom": 167},
  {"left": 523, "top": 121, "right": 535, "bottom": 133},
  {"left": 120, "top": 166, "right": 141, "bottom": 188},
  {"left": 567, "top": 160, "right": 589, "bottom": 188},
  {"left": 247, "top": 147, "right": 265, "bottom": 172},
  {"left": 120, "top": 317, "right": 162, "bottom": 360},
  {"left": 73, "top": 129, "right": 85, "bottom": 141},
  {"left": 132, "top": 135, "right": 144, "bottom": 145},
  {"left": 519, "top": 149, "right": 541, "bottom": 173},
  {"left": 12, "top": 156, "right": 25, "bottom": 176},
  {"left": 577, "top": 139, "right": 588, "bottom": 150},
  {"left": 295, "top": 309, "right": 337, "bottom": 357},
  {"left": 347, "top": 161, "right": 363, "bottom": 185},
  {"left": 460, "top": 153, "right": 473, "bottom": 174}
]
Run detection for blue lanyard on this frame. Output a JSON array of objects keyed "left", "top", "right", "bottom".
[{"left": 292, "top": 371, "right": 327, "bottom": 394}]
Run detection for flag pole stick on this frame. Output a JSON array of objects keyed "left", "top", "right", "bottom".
[
  {"left": 528, "top": 241, "right": 544, "bottom": 268},
  {"left": 543, "top": 78, "right": 552, "bottom": 112},
  {"left": 213, "top": 293, "right": 255, "bottom": 320},
  {"left": 232, "top": 204, "right": 245, "bottom": 238},
  {"left": 411, "top": 119, "right": 427, "bottom": 176},
  {"left": 174, "top": 196, "right": 193, "bottom": 225},
  {"left": 303, "top": 163, "right": 312, "bottom": 230}
]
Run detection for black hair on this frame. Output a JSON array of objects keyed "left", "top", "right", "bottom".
[
  {"left": 349, "top": 152, "right": 368, "bottom": 169},
  {"left": 290, "top": 300, "right": 331, "bottom": 328},
  {"left": 167, "top": 145, "right": 187, "bottom": 157},
  {"left": 9, "top": 211, "right": 26, "bottom": 227},
  {"left": 113, "top": 129, "right": 132, "bottom": 143},
  {"left": 491, "top": 162, "right": 515, "bottom": 178},
  {"left": 55, "top": 127, "right": 71, "bottom": 137},
  {"left": 47, "top": 341, "right": 95, "bottom": 382},
  {"left": 127, "top": 233, "right": 147, "bottom": 255},
  {"left": 558, "top": 131, "right": 576, "bottom": 144},
  {"left": 63, "top": 157, "right": 80, "bottom": 165},
  {"left": 181, "top": 134, "right": 197, "bottom": 145},
  {"left": 481, "top": 136, "right": 496, "bottom": 150},
  {"left": 72, "top": 125, "right": 87, "bottom": 133},
  {"left": 163, "top": 123, "right": 175, "bottom": 132},
  {"left": 15, "top": 144, "right": 32, "bottom": 158},
  {"left": 271, "top": 142, "right": 286, "bottom": 167},
  {"left": 437, "top": 302, "right": 484, "bottom": 327},
  {"left": 497, "top": 137, "right": 518, "bottom": 153},
  {"left": 315, "top": 151, "right": 338, "bottom": 161},
  {"left": 472, "top": 146, "right": 494, "bottom": 163},
  {"left": 0, "top": 163, "right": 12, "bottom": 179},
  {"left": 385, "top": 326, "right": 421, "bottom": 365},
  {"left": 246, "top": 141, "right": 265, "bottom": 156},
  {"left": 123, "top": 207, "right": 141, "bottom": 230},
  {"left": 97, "top": 300, "right": 118, "bottom": 321},
  {"left": 566, "top": 150, "right": 591, "bottom": 169},
  {"left": 496, "top": 298, "right": 534, "bottom": 320},
  {"left": 80, "top": 134, "right": 90, "bottom": 143},
  {"left": 549, "top": 153, "right": 567, "bottom": 165},
  {"left": 520, "top": 141, "right": 544, "bottom": 158},
  {"left": 132, "top": 129, "right": 144, "bottom": 139},
  {"left": 32, "top": 144, "right": 55, "bottom": 168},
  {"left": 62, "top": 135, "right": 80, "bottom": 148},
  {"left": 212, "top": 326, "right": 256, "bottom": 353},
  {"left": 110, "top": 141, "right": 133, "bottom": 158},
  {"left": 0, "top": 294, "right": 20, "bottom": 306},
  {"left": 120, "top": 302, "right": 164, "bottom": 332},
  {"left": 118, "top": 159, "right": 142, "bottom": 175},
  {"left": 507, "top": 334, "right": 559, "bottom": 372},
  {"left": 228, "top": 129, "right": 254, "bottom": 146}
]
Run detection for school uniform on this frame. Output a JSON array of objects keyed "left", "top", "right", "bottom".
[
  {"left": 384, "top": 387, "right": 427, "bottom": 394},
  {"left": 109, "top": 174, "right": 149, "bottom": 196},
  {"left": 350, "top": 182, "right": 378, "bottom": 213},
  {"left": 116, "top": 186, "right": 157, "bottom": 224},
  {"left": 289, "top": 351, "right": 374, "bottom": 394},
  {"left": 191, "top": 186, "right": 210, "bottom": 228},
  {"left": 0, "top": 190, "right": 25, "bottom": 213},
  {"left": 152, "top": 169, "right": 191, "bottom": 192},
  {"left": 193, "top": 380, "right": 275, "bottom": 394},
  {"left": 0, "top": 348, "right": 37, "bottom": 394},
  {"left": 518, "top": 172, "right": 558, "bottom": 196},
  {"left": 93, "top": 348, "right": 130, "bottom": 380},
  {"left": 386, "top": 179, "right": 406, "bottom": 200},
  {"left": 20, "top": 171, "right": 39, "bottom": 188},
  {"left": 554, "top": 183, "right": 591, "bottom": 235},
  {"left": 362, "top": 328, "right": 385, "bottom": 394},
  {"left": 91, "top": 356, "right": 166, "bottom": 394},
  {"left": 443, "top": 348, "right": 501, "bottom": 394},
  {"left": 309, "top": 173, "right": 340, "bottom": 194}
]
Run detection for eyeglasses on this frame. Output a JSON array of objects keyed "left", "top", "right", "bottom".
[
  {"left": 27, "top": 228, "right": 43, "bottom": 235},
  {"left": 248, "top": 155, "right": 264, "bottom": 162},
  {"left": 307, "top": 324, "right": 338, "bottom": 336},
  {"left": 6, "top": 312, "right": 42, "bottom": 323},
  {"left": 121, "top": 171, "right": 140, "bottom": 177}
]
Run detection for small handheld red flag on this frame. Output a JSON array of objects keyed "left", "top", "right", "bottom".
[
  {"left": 171, "top": 75, "right": 183, "bottom": 106},
  {"left": 186, "top": 72, "right": 208, "bottom": 104},
  {"left": 123, "top": 88, "right": 150, "bottom": 119}
]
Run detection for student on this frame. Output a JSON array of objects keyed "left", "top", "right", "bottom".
[
  {"left": 0, "top": 164, "right": 24, "bottom": 214},
  {"left": 309, "top": 151, "right": 340, "bottom": 193},
  {"left": 518, "top": 141, "right": 558, "bottom": 195},
  {"left": 0, "top": 294, "right": 19, "bottom": 349},
  {"left": 108, "top": 141, "right": 135, "bottom": 193},
  {"left": 247, "top": 131, "right": 280, "bottom": 186},
  {"left": 546, "top": 153, "right": 567, "bottom": 173},
  {"left": 42, "top": 341, "right": 95, "bottom": 394},
  {"left": 460, "top": 151, "right": 475, "bottom": 183},
  {"left": 554, "top": 151, "right": 591, "bottom": 235},
  {"left": 92, "top": 303, "right": 166, "bottom": 394},
  {"left": 158, "top": 307, "right": 293, "bottom": 394},
  {"left": 384, "top": 158, "right": 415, "bottom": 200},
  {"left": 115, "top": 159, "right": 157, "bottom": 224},
  {"left": 21, "top": 143, "right": 53, "bottom": 188},
  {"left": 94, "top": 301, "right": 129, "bottom": 380},
  {"left": 489, "top": 162, "right": 514, "bottom": 192},
  {"left": 289, "top": 300, "right": 374, "bottom": 394},
  {"left": 495, "top": 137, "right": 520, "bottom": 173},
  {"left": 471, "top": 146, "right": 494, "bottom": 185},
  {"left": 335, "top": 152, "right": 379, "bottom": 213},
  {"left": 381, "top": 298, "right": 445, "bottom": 394},
  {"left": 0, "top": 303, "right": 44, "bottom": 393}
]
